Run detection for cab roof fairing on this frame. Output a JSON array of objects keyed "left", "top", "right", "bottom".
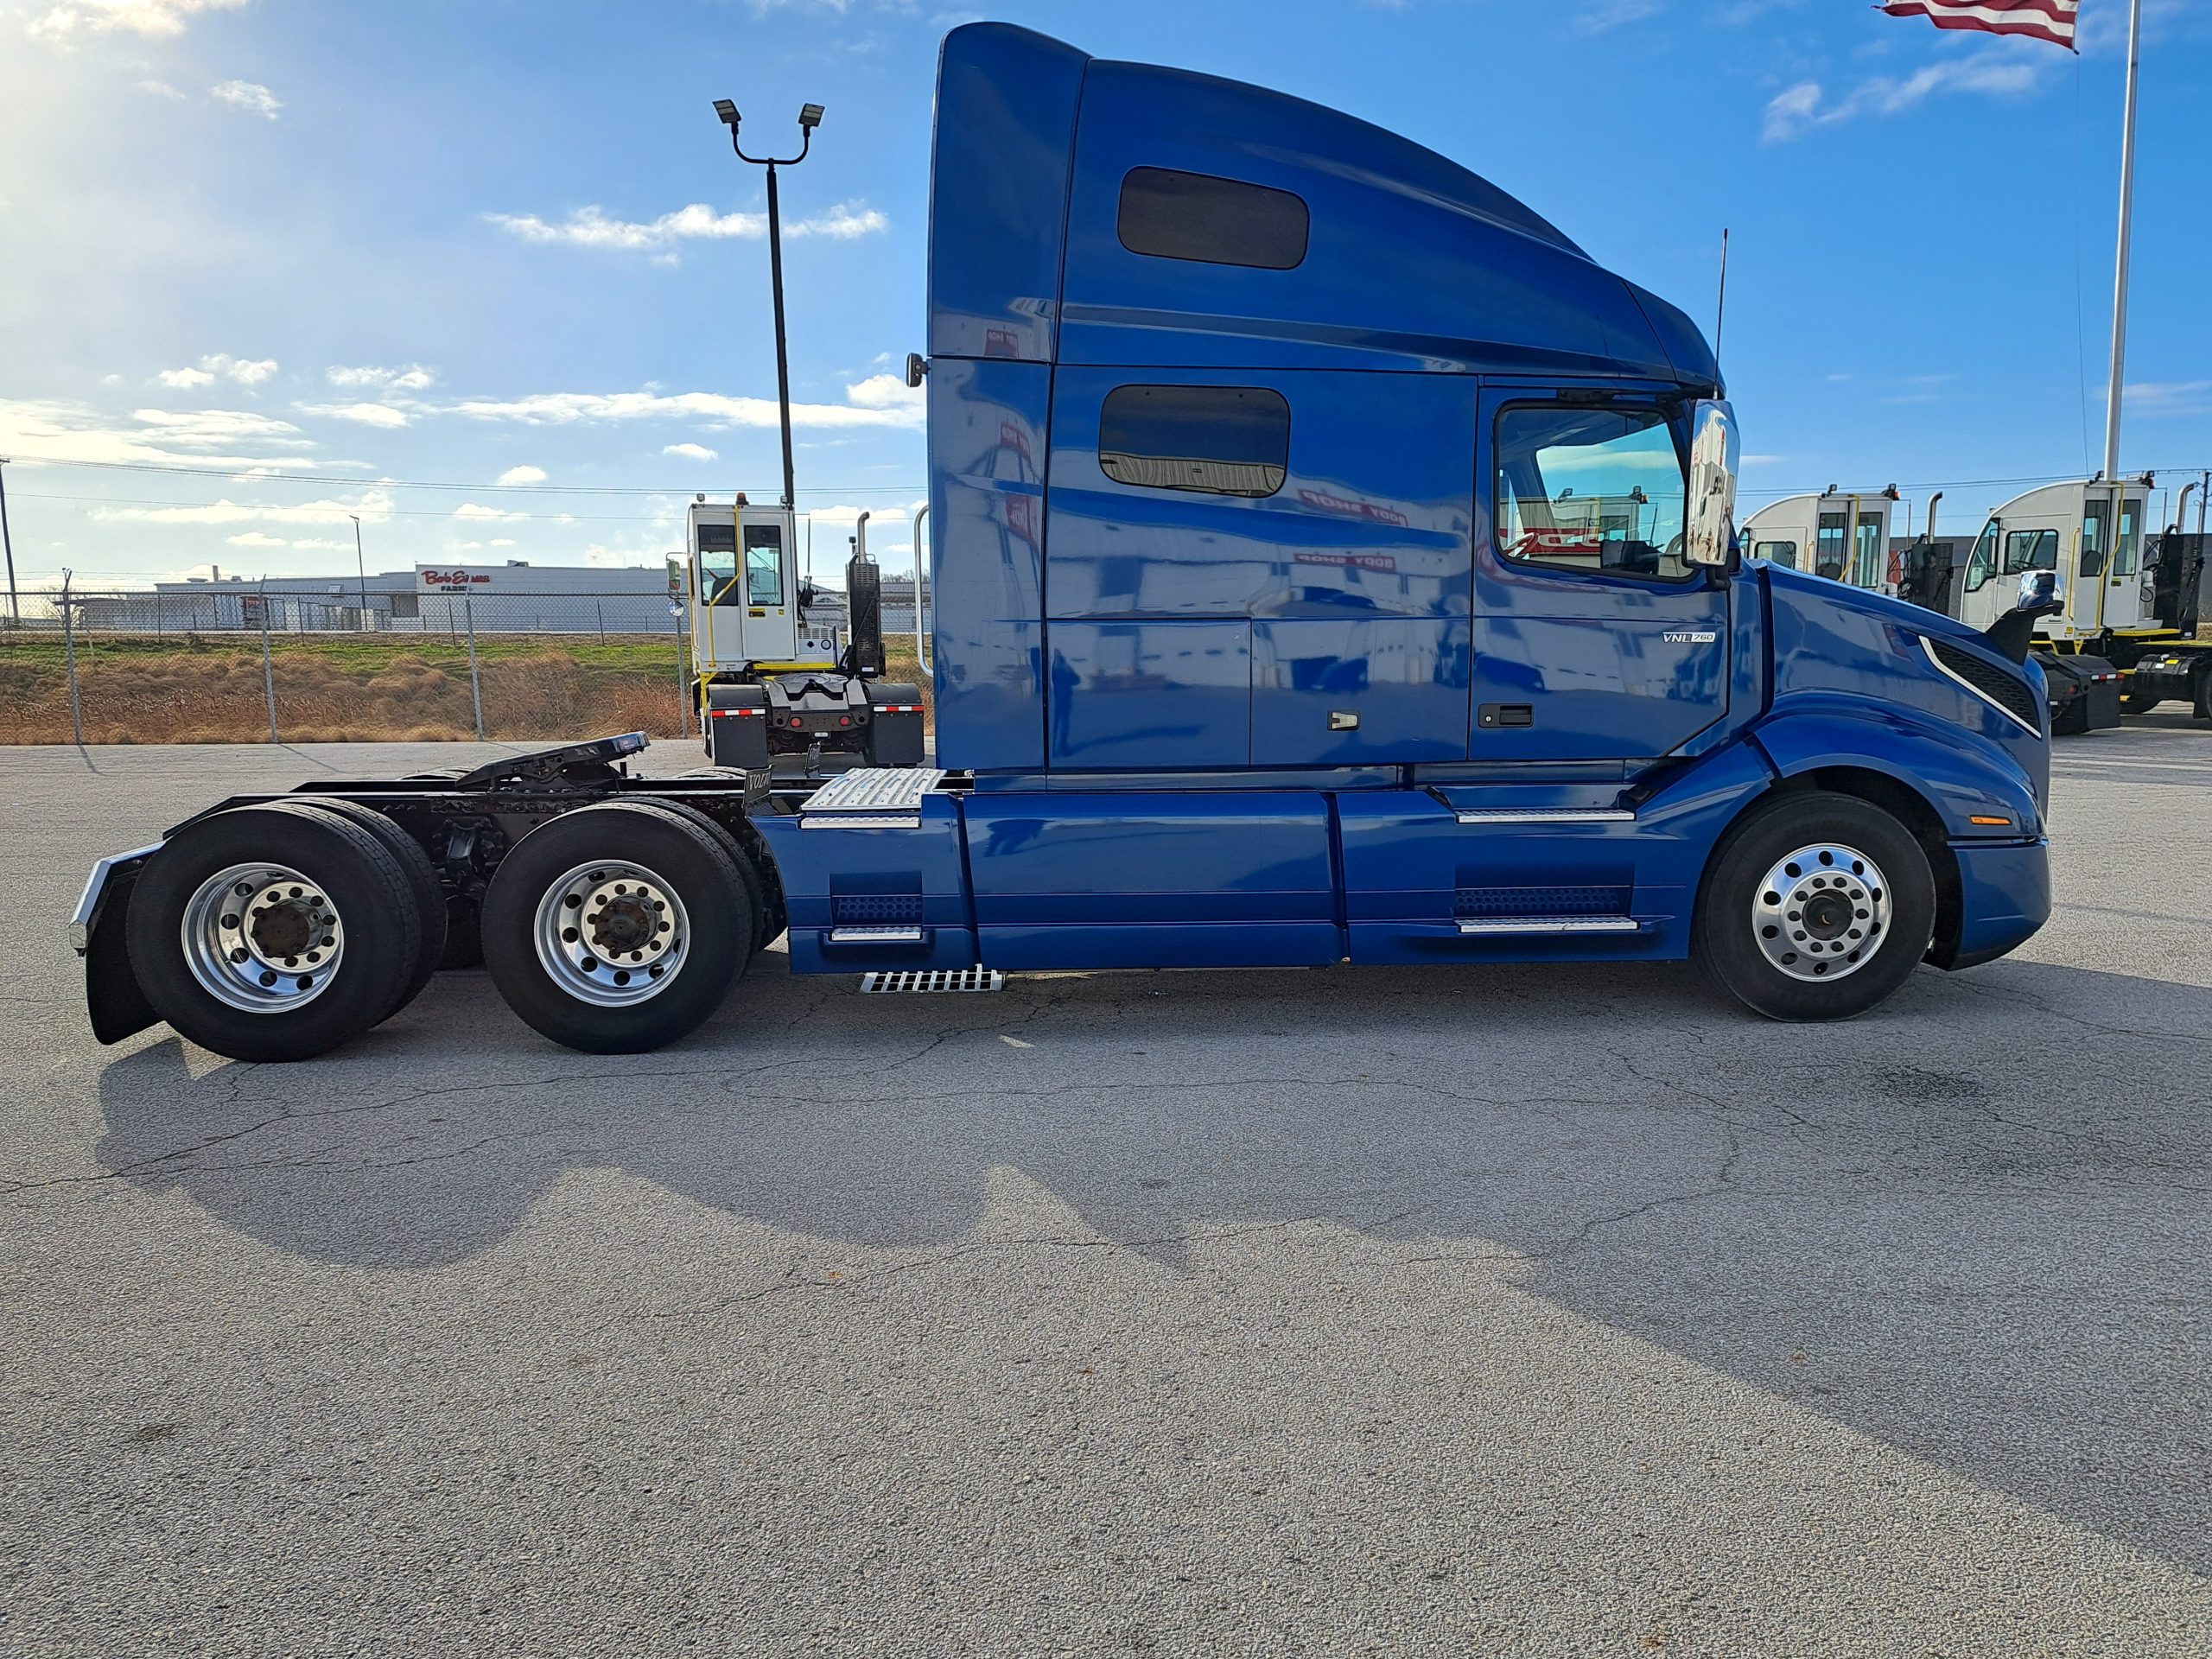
[{"left": 926, "top": 22, "right": 1720, "bottom": 388}]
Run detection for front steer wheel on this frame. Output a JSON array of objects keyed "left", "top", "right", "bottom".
[
  {"left": 124, "top": 801, "right": 424, "bottom": 1062},
  {"left": 480, "top": 801, "right": 755, "bottom": 1054},
  {"left": 1694, "top": 790, "right": 1936, "bottom": 1022}
]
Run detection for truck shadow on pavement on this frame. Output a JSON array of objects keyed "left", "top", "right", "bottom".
[{"left": 92, "top": 951, "right": 2212, "bottom": 1577}]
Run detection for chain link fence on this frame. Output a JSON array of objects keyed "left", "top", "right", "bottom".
[
  {"left": 0, "top": 586, "right": 704, "bottom": 746},
  {"left": 0, "top": 584, "right": 929, "bottom": 747}
]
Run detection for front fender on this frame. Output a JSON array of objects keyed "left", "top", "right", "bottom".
[{"left": 1749, "top": 696, "right": 2041, "bottom": 840}]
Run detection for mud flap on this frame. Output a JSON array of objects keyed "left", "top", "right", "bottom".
[{"left": 82, "top": 861, "right": 159, "bottom": 1045}]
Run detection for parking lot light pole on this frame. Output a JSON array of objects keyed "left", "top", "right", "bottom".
[
  {"left": 349, "top": 514, "right": 368, "bottom": 623},
  {"left": 714, "top": 98, "right": 823, "bottom": 513},
  {"left": 0, "top": 456, "right": 19, "bottom": 626}
]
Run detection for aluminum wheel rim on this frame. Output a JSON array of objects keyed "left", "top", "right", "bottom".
[
  {"left": 1752, "top": 842, "right": 1891, "bottom": 983},
  {"left": 181, "top": 861, "right": 345, "bottom": 1014},
  {"left": 532, "top": 860, "right": 690, "bottom": 1007}
]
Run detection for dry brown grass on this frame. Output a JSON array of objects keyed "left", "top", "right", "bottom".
[{"left": 0, "top": 635, "right": 933, "bottom": 746}]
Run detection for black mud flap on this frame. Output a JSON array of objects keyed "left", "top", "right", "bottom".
[
  {"left": 2041, "top": 652, "right": 2122, "bottom": 735},
  {"left": 84, "top": 862, "right": 159, "bottom": 1045},
  {"left": 865, "top": 682, "right": 927, "bottom": 767}
]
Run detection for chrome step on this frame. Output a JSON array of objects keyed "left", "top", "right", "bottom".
[
  {"left": 1453, "top": 807, "right": 1635, "bottom": 825},
  {"left": 860, "top": 967, "right": 1005, "bottom": 994},
  {"left": 802, "top": 767, "right": 946, "bottom": 830},
  {"left": 828, "top": 925, "right": 926, "bottom": 945},
  {"left": 1455, "top": 915, "right": 1641, "bottom": 936}
]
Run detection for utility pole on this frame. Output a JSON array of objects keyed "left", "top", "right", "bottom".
[
  {"left": 0, "top": 456, "right": 18, "bottom": 626},
  {"left": 715, "top": 97, "right": 823, "bottom": 512}
]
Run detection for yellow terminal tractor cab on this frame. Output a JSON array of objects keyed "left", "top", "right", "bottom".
[{"left": 680, "top": 493, "right": 925, "bottom": 775}]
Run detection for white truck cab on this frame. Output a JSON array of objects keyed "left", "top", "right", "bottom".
[
  {"left": 1742, "top": 488, "right": 1898, "bottom": 593},
  {"left": 683, "top": 498, "right": 842, "bottom": 675},
  {"left": 1955, "top": 479, "right": 2152, "bottom": 640}
]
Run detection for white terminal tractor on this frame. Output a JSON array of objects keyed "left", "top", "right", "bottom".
[{"left": 677, "top": 493, "right": 926, "bottom": 777}]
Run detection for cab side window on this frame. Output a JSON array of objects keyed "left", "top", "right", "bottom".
[
  {"left": 1966, "top": 520, "right": 1999, "bottom": 591},
  {"left": 743, "top": 524, "right": 785, "bottom": 606},
  {"left": 1495, "top": 405, "right": 1689, "bottom": 580},
  {"left": 1099, "top": 385, "right": 1289, "bottom": 498},
  {"left": 1754, "top": 540, "right": 1798, "bottom": 569},
  {"left": 698, "top": 523, "right": 740, "bottom": 605}
]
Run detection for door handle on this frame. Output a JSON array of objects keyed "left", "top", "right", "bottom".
[{"left": 1478, "top": 703, "right": 1535, "bottom": 729}]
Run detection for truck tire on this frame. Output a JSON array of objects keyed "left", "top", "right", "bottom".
[
  {"left": 296, "top": 797, "right": 448, "bottom": 1015},
  {"left": 480, "top": 800, "right": 754, "bottom": 1054},
  {"left": 124, "top": 801, "right": 423, "bottom": 1062},
  {"left": 1693, "top": 791, "right": 1936, "bottom": 1022}
]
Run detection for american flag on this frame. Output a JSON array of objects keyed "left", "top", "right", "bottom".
[{"left": 1878, "top": 0, "right": 2080, "bottom": 49}]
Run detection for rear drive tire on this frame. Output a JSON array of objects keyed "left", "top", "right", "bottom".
[
  {"left": 1694, "top": 791, "right": 1936, "bottom": 1022},
  {"left": 297, "top": 797, "right": 447, "bottom": 1016},
  {"left": 480, "top": 801, "right": 753, "bottom": 1053},
  {"left": 125, "top": 801, "right": 422, "bottom": 1062}
]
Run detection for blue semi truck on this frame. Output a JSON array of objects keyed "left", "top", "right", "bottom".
[{"left": 72, "top": 23, "right": 2058, "bottom": 1060}]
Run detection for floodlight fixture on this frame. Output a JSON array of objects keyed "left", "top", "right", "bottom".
[
  {"left": 714, "top": 99, "right": 740, "bottom": 129},
  {"left": 798, "top": 103, "right": 824, "bottom": 130}
]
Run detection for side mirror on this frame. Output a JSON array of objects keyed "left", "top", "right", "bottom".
[
  {"left": 1983, "top": 569, "right": 2064, "bottom": 664},
  {"left": 1685, "top": 399, "right": 1739, "bottom": 567}
]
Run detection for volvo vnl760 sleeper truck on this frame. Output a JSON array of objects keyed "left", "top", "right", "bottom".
[{"left": 70, "top": 23, "right": 2058, "bottom": 1060}]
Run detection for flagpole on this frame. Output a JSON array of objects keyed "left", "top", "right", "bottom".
[{"left": 2101, "top": 0, "right": 2143, "bottom": 485}]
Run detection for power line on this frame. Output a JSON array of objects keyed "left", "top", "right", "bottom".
[{"left": 1, "top": 453, "right": 925, "bottom": 496}]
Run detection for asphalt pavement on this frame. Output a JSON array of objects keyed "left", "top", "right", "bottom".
[{"left": 3, "top": 730, "right": 2209, "bottom": 1656}]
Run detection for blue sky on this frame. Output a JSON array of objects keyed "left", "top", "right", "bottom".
[{"left": 2, "top": 0, "right": 2206, "bottom": 588}]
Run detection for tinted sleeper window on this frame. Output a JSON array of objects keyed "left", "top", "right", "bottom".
[
  {"left": 1117, "top": 168, "right": 1309, "bottom": 270},
  {"left": 1099, "top": 385, "right": 1289, "bottom": 498}
]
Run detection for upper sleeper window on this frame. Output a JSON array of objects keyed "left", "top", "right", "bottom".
[
  {"left": 1117, "top": 168, "right": 1309, "bottom": 270},
  {"left": 1099, "top": 385, "right": 1290, "bottom": 498}
]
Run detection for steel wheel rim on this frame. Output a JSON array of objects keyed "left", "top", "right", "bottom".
[
  {"left": 1752, "top": 842, "right": 1891, "bottom": 983},
  {"left": 181, "top": 861, "right": 346, "bottom": 1014},
  {"left": 532, "top": 860, "right": 690, "bottom": 1007}
]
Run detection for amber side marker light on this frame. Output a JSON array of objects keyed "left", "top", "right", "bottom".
[{"left": 1969, "top": 816, "right": 2014, "bottom": 826}]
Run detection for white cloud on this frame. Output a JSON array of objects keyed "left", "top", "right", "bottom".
[
  {"left": 94, "top": 489, "right": 397, "bottom": 526},
  {"left": 454, "top": 502, "right": 529, "bottom": 522},
  {"left": 27, "top": 0, "right": 250, "bottom": 42},
  {"left": 225, "top": 531, "right": 289, "bottom": 548},
  {"left": 2126, "top": 380, "right": 2212, "bottom": 418},
  {"left": 130, "top": 406, "right": 310, "bottom": 448},
  {"left": 486, "top": 199, "right": 887, "bottom": 257},
  {"left": 496, "top": 464, "right": 547, "bottom": 485},
  {"left": 662, "top": 443, "right": 718, "bottom": 462},
  {"left": 843, "top": 372, "right": 923, "bottom": 415},
  {"left": 211, "top": 79, "right": 281, "bottom": 119},
  {"left": 296, "top": 401, "right": 412, "bottom": 429},
  {"left": 0, "top": 396, "right": 331, "bottom": 471},
  {"left": 138, "top": 78, "right": 185, "bottom": 98},
  {"left": 1578, "top": 0, "right": 1661, "bottom": 33},
  {"left": 162, "top": 353, "right": 278, "bottom": 388},
  {"left": 327, "top": 363, "right": 435, "bottom": 391},
  {"left": 1764, "top": 52, "right": 2043, "bottom": 143},
  {"left": 453, "top": 379, "right": 925, "bottom": 432},
  {"left": 490, "top": 537, "right": 516, "bottom": 547}
]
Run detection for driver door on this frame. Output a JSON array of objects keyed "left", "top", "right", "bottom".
[{"left": 1472, "top": 385, "right": 1729, "bottom": 761}]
